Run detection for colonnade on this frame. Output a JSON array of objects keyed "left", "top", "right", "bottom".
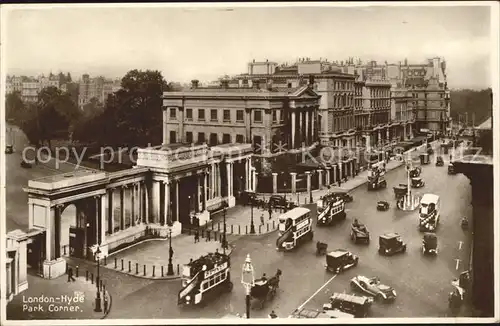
[{"left": 290, "top": 108, "right": 316, "bottom": 148}]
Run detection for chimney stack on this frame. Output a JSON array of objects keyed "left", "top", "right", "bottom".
[{"left": 191, "top": 79, "right": 199, "bottom": 89}]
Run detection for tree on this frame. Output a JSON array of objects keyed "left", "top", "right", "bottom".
[
  {"left": 66, "top": 72, "right": 72, "bottom": 83},
  {"left": 5, "top": 91, "right": 25, "bottom": 123}
]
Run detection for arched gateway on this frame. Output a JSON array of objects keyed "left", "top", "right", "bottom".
[{"left": 24, "top": 143, "right": 254, "bottom": 279}]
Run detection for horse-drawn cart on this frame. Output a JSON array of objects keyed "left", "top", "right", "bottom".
[{"left": 250, "top": 269, "right": 282, "bottom": 309}]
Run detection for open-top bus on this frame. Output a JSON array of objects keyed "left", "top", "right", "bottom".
[
  {"left": 419, "top": 194, "right": 441, "bottom": 232},
  {"left": 178, "top": 251, "right": 233, "bottom": 306},
  {"left": 276, "top": 207, "right": 313, "bottom": 251}
]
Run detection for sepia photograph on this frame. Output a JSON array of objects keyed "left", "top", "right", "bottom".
[{"left": 1, "top": 1, "right": 498, "bottom": 324}]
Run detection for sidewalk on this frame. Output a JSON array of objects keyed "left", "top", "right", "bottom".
[
  {"left": 7, "top": 270, "right": 111, "bottom": 320},
  {"left": 98, "top": 234, "right": 235, "bottom": 280}
]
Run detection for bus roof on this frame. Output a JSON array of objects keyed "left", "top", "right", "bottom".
[
  {"left": 421, "top": 194, "right": 439, "bottom": 205},
  {"left": 279, "top": 207, "right": 310, "bottom": 220}
]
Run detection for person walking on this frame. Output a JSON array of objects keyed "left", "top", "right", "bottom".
[
  {"left": 268, "top": 310, "right": 278, "bottom": 318},
  {"left": 67, "top": 267, "right": 75, "bottom": 282},
  {"left": 194, "top": 229, "right": 200, "bottom": 243},
  {"left": 268, "top": 204, "right": 273, "bottom": 220},
  {"left": 260, "top": 213, "right": 265, "bottom": 225}
]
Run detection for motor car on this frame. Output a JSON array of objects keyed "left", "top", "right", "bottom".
[
  {"left": 325, "top": 249, "right": 358, "bottom": 273},
  {"left": 378, "top": 233, "right": 407, "bottom": 256},
  {"left": 323, "top": 292, "right": 373, "bottom": 318},
  {"left": 436, "top": 156, "right": 444, "bottom": 166},
  {"left": 393, "top": 184, "right": 408, "bottom": 199},
  {"left": 20, "top": 160, "right": 32, "bottom": 169},
  {"left": 350, "top": 275, "right": 397, "bottom": 302},
  {"left": 367, "top": 176, "right": 387, "bottom": 191},
  {"left": 350, "top": 224, "right": 370, "bottom": 244},
  {"left": 409, "top": 167, "right": 422, "bottom": 178},
  {"left": 239, "top": 191, "right": 258, "bottom": 206},
  {"left": 268, "top": 195, "right": 287, "bottom": 209},
  {"left": 422, "top": 232, "right": 438, "bottom": 255},
  {"left": 377, "top": 201, "right": 390, "bottom": 211},
  {"left": 5, "top": 145, "right": 13, "bottom": 154},
  {"left": 411, "top": 177, "right": 425, "bottom": 188},
  {"left": 420, "top": 153, "right": 430, "bottom": 165},
  {"left": 448, "top": 163, "right": 456, "bottom": 175}
]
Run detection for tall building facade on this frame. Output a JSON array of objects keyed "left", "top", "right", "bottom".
[
  {"left": 230, "top": 59, "right": 356, "bottom": 148},
  {"left": 6, "top": 75, "right": 62, "bottom": 103},
  {"left": 78, "top": 74, "right": 121, "bottom": 109}
]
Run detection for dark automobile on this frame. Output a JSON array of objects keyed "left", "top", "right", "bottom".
[
  {"left": 268, "top": 195, "right": 287, "bottom": 209},
  {"left": 325, "top": 249, "right": 359, "bottom": 273},
  {"left": 393, "top": 184, "right": 408, "bottom": 199},
  {"left": 377, "top": 201, "right": 390, "bottom": 211},
  {"left": 411, "top": 177, "right": 425, "bottom": 188},
  {"left": 448, "top": 163, "right": 456, "bottom": 175},
  {"left": 239, "top": 191, "right": 258, "bottom": 206},
  {"left": 420, "top": 153, "right": 430, "bottom": 165},
  {"left": 436, "top": 156, "right": 444, "bottom": 166},
  {"left": 378, "top": 233, "right": 407, "bottom": 256},
  {"left": 323, "top": 292, "right": 373, "bottom": 318},
  {"left": 409, "top": 167, "right": 422, "bottom": 178},
  {"left": 5, "top": 145, "right": 13, "bottom": 154},
  {"left": 350, "top": 222, "right": 370, "bottom": 244},
  {"left": 422, "top": 232, "right": 438, "bottom": 255}
]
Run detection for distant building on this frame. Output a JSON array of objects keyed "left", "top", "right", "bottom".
[
  {"left": 6, "top": 74, "right": 63, "bottom": 103},
  {"left": 78, "top": 74, "right": 121, "bottom": 109}
]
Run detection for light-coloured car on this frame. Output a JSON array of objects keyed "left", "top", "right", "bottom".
[{"left": 350, "top": 275, "right": 396, "bottom": 302}]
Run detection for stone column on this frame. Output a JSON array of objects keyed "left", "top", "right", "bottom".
[
  {"left": 305, "top": 110, "right": 310, "bottom": 144},
  {"left": 325, "top": 167, "right": 331, "bottom": 186},
  {"left": 145, "top": 182, "right": 150, "bottom": 224},
  {"left": 306, "top": 171, "right": 311, "bottom": 194},
  {"left": 386, "top": 127, "right": 390, "bottom": 144},
  {"left": 100, "top": 194, "right": 106, "bottom": 244},
  {"left": 107, "top": 189, "right": 114, "bottom": 234},
  {"left": 252, "top": 169, "right": 257, "bottom": 192},
  {"left": 175, "top": 180, "right": 180, "bottom": 222},
  {"left": 409, "top": 124, "right": 413, "bottom": 138},
  {"left": 290, "top": 172, "right": 297, "bottom": 194},
  {"left": 45, "top": 206, "right": 54, "bottom": 261},
  {"left": 226, "top": 162, "right": 232, "bottom": 197},
  {"left": 195, "top": 175, "right": 200, "bottom": 213},
  {"left": 291, "top": 111, "right": 296, "bottom": 148},
  {"left": 272, "top": 173, "right": 278, "bottom": 194},
  {"left": 378, "top": 130, "right": 382, "bottom": 147},
  {"left": 163, "top": 180, "right": 169, "bottom": 226},
  {"left": 332, "top": 164, "right": 337, "bottom": 184},
  {"left": 317, "top": 169, "right": 323, "bottom": 189},
  {"left": 245, "top": 158, "right": 250, "bottom": 191},
  {"left": 339, "top": 162, "right": 343, "bottom": 180},
  {"left": 403, "top": 124, "right": 407, "bottom": 140},
  {"left": 120, "top": 187, "right": 125, "bottom": 230},
  {"left": 217, "top": 163, "right": 221, "bottom": 198},
  {"left": 204, "top": 173, "right": 209, "bottom": 207},
  {"left": 298, "top": 110, "right": 303, "bottom": 145}
]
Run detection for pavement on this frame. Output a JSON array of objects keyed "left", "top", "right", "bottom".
[
  {"left": 6, "top": 270, "right": 111, "bottom": 320},
  {"left": 99, "top": 236, "right": 235, "bottom": 280}
]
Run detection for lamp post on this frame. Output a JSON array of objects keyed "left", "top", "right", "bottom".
[
  {"left": 94, "top": 246, "right": 102, "bottom": 312},
  {"left": 167, "top": 228, "right": 174, "bottom": 275},
  {"left": 222, "top": 200, "right": 228, "bottom": 253},
  {"left": 241, "top": 254, "right": 255, "bottom": 319}
]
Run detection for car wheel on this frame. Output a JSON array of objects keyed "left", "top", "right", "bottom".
[{"left": 376, "top": 293, "right": 384, "bottom": 302}]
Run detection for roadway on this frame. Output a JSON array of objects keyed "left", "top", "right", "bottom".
[{"left": 103, "top": 148, "right": 473, "bottom": 319}]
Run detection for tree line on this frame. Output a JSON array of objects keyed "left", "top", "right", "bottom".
[
  {"left": 450, "top": 88, "right": 492, "bottom": 126},
  {"left": 6, "top": 69, "right": 170, "bottom": 150}
]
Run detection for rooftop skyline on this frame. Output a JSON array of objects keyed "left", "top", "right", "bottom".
[{"left": 2, "top": 3, "right": 495, "bottom": 90}]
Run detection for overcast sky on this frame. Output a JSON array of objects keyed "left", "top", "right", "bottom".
[{"left": 2, "top": 4, "right": 494, "bottom": 89}]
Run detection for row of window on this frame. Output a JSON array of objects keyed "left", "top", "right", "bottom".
[
  {"left": 200, "top": 270, "right": 228, "bottom": 291},
  {"left": 370, "top": 88, "right": 390, "bottom": 98},
  {"left": 169, "top": 108, "right": 285, "bottom": 124},
  {"left": 169, "top": 130, "right": 245, "bottom": 145},
  {"left": 370, "top": 99, "right": 391, "bottom": 109},
  {"left": 412, "top": 93, "right": 445, "bottom": 99}
]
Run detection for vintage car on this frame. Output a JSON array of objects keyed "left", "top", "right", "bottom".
[
  {"left": 411, "top": 177, "right": 425, "bottom": 188},
  {"left": 269, "top": 195, "right": 296, "bottom": 210},
  {"left": 326, "top": 189, "right": 354, "bottom": 203},
  {"left": 367, "top": 175, "right": 387, "bottom": 191},
  {"left": 448, "top": 163, "right": 456, "bottom": 175},
  {"left": 436, "top": 156, "right": 444, "bottom": 166},
  {"left": 239, "top": 191, "right": 258, "bottom": 206},
  {"left": 420, "top": 153, "right": 430, "bottom": 165},
  {"left": 5, "top": 145, "right": 13, "bottom": 154},
  {"left": 323, "top": 292, "right": 373, "bottom": 318},
  {"left": 351, "top": 223, "right": 370, "bottom": 244},
  {"left": 325, "top": 249, "right": 359, "bottom": 273},
  {"left": 350, "top": 275, "right": 397, "bottom": 302},
  {"left": 409, "top": 167, "right": 422, "bottom": 178},
  {"left": 378, "top": 233, "right": 407, "bottom": 256},
  {"left": 422, "top": 232, "right": 438, "bottom": 255},
  {"left": 377, "top": 201, "right": 390, "bottom": 211},
  {"left": 393, "top": 184, "right": 408, "bottom": 199}
]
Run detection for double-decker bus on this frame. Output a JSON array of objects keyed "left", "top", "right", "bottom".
[
  {"left": 276, "top": 207, "right": 313, "bottom": 251},
  {"left": 178, "top": 252, "right": 233, "bottom": 306}
]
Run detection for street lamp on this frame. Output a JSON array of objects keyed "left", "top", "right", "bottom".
[
  {"left": 94, "top": 246, "right": 102, "bottom": 312},
  {"left": 241, "top": 254, "right": 255, "bottom": 319},
  {"left": 222, "top": 200, "right": 228, "bottom": 254},
  {"left": 167, "top": 228, "right": 174, "bottom": 275},
  {"left": 250, "top": 197, "right": 256, "bottom": 234}
]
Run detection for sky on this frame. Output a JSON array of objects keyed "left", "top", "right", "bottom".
[{"left": 2, "top": 3, "right": 495, "bottom": 89}]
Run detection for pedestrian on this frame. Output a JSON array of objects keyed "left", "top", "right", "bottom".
[
  {"left": 67, "top": 267, "right": 75, "bottom": 282},
  {"left": 194, "top": 229, "right": 200, "bottom": 243},
  {"left": 268, "top": 204, "right": 272, "bottom": 220},
  {"left": 268, "top": 310, "right": 278, "bottom": 318},
  {"left": 260, "top": 213, "right": 264, "bottom": 225}
]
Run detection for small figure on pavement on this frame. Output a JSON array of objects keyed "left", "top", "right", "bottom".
[
  {"left": 67, "top": 267, "right": 75, "bottom": 282},
  {"left": 194, "top": 229, "right": 200, "bottom": 243},
  {"left": 261, "top": 273, "right": 267, "bottom": 282},
  {"left": 260, "top": 213, "right": 265, "bottom": 225},
  {"left": 268, "top": 310, "right": 278, "bottom": 318},
  {"left": 268, "top": 204, "right": 273, "bottom": 220}
]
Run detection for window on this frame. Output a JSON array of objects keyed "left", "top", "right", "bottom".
[
  {"left": 198, "top": 109, "right": 205, "bottom": 120},
  {"left": 169, "top": 108, "right": 176, "bottom": 119},
  {"left": 222, "top": 134, "right": 231, "bottom": 144},
  {"left": 272, "top": 110, "right": 277, "bottom": 122},
  {"left": 254, "top": 110, "right": 262, "bottom": 123},
  {"left": 236, "top": 134, "right": 244, "bottom": 143},
  {"left": 287, "top": 83, "right": 292, "bottom": 88},
  {"left": 236, "top": 110, "right": 244, "bottom": 122},
  {"left": 223, "top": 110, "right": 230, "bottom": 122},
  {"left": 169, "top": 131, "right": 176, "bottom": 144},
  {"left": 186, "top": 108, "right": 193, "bottom": 120},
  {"left": 186, "top": 132, "right": 193, "bottom": 143},
  {"left": 210, "top": 109, "right": 218, "bottom": 121},
  {"left": 197, "top": 132, "right": 205, "bottom": 144},
  {"left": 209, "top": 133, "right": 218, "bottom": 146}
]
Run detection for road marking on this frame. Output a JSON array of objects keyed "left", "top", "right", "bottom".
[
  {"left": 458, "top": 241, "right": 463, "bottom": 250},
  {"left": 296, "top": 274, "right": 337, "bottom": 311},
  {"left": 455, "top": 259, "right": 461, "bottom": 270}
]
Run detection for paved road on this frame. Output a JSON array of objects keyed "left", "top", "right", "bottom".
[{"left": 101, "top": 153, "right": 473, "bottom": 319}]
